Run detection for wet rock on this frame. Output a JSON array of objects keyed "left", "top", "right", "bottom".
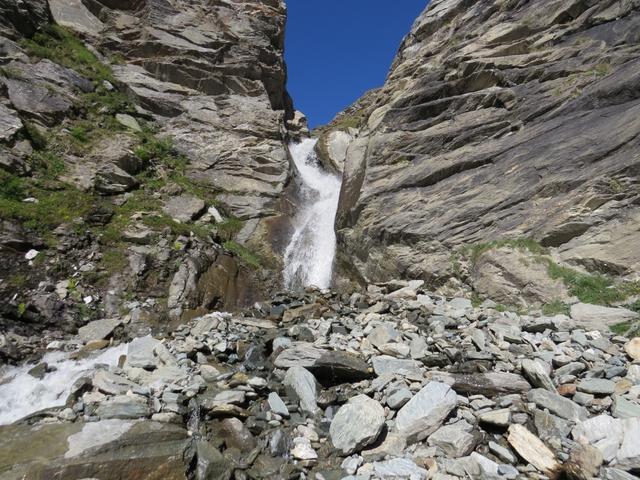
[
  {"left": 219, "top": 418, "right": 256, "bottom": 452},
  {"left": 396, "top": 381, "right": 457, "bottom": 444},
  {"left": 95, "top": 394, "right": 151, "bottom": 420},
  {"left": 330, "top": 394, "right": 385, "bottom": 455}
]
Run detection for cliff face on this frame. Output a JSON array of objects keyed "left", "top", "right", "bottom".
[
  {"left": 329, "top": 0, "right": 640, "bottom": 294},
  {"left": 0, "top": 0, "right": 301, "bottom": 344}
]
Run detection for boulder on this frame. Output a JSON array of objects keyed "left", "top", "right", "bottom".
[
  {"left": 162, "top": 195, "right": 206, "bottom": 223},
  {"left": 329, "top": 394, "right": 385, "bottom": 455},
  {"left": 395, "top": 381, "right": 457, "bottom": 444},
  {"left": 283, "top": 366, "right": 318, "bottom": 416},
  {"left": 570, "top": 303, "right": 639, "bottom": 331},
  {"left": 78, "top": 318, "right": 122, "bottom": 343}
]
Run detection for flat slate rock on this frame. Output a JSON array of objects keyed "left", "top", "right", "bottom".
[
  {"left": 396, "top": 381, "right": 457, "bottom": 444},
  {"left": 78, "top": 318, "right": 122, "bottom": 343}
]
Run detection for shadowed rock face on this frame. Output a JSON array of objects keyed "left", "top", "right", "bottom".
[{"left": 329, "top": 0, "right": 640, "bottom": 285}]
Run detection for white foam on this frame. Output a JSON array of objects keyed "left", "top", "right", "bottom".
[
  {"left": 283, "top": 139, "right": 342, "bottom": 290},
  {"left": 0, "top": 344, "right": 127, "bottom": 425}
]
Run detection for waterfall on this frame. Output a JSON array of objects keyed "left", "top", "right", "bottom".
[{"left": 283, "top": 138, "right": 342, "bottom": 290}]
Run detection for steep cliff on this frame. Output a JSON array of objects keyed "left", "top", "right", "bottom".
[
  {"left": 327, "top": 0, "right": 640, "bottom": 305},
  {"left": 0, "top": 0, "right": 302, "bottom": 345}
]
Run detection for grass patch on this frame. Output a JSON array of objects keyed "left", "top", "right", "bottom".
[
  {"left": 463, "top": 237, "right": 548, "bottom": 266},
  {"left": 546, "top": 261, "right": 640, "bottom": 306},
  {"left": 542, "top": 300, "right": 570, "bottom": 316},
  {"left": 223, "top": 241, "right": 262, "bottom": 268},
  {"left": 611, "top": 322, "right": 633, "bottom": 336},
  {"left": 20, "top": 24, "right": 113, "bottom": 83},
  {"left": 31, "top": 151, "right": 66, "bottom": 180},
  {"left": 216, "top": 217, "right": 243, "bottom": 241},
  {"left": 0, "top": 171, "right": 94, "bottom": 235}
]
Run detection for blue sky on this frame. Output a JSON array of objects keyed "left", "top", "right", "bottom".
[{"left": 285, "top": 1, "right": 427, "bottom": 129}]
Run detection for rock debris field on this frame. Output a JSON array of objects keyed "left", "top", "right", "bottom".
[{"left": 2, "top": 280, "right": 640, "bottom": 480}]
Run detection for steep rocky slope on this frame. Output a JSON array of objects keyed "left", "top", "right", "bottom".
[
  {"left": 0, "top": 0, "right": 305, "bottom": 351},
  {"left": 324, "top": 0, "right": 640, "bottom": 306}
]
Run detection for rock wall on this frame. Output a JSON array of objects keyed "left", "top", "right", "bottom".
[
  {"left": 329, "top": 0, "right": 640, "bottom": 288},
  {"left": 0, "top": 0, "right": 300, "bottom": 344}
]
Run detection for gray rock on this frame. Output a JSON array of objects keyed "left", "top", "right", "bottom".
[
  {"left": 521, "top": 359, "right": 556, "bottom": 392},
  {"left": 372, "top": 356, "right": 423, "bottom": 377},
  {"left": 48, "top": 0, "right": 104, "bottom": 36},
  {"left": 78, "top": 318, "right": 122, "bottom": 343},
  {"left": 283, "top": 366, "right": 318, "bottom": 416},
  {"left": 428, "top": 420, "right": 476, "bottom": 458},
  {"left": 330, "top": 394, "right": 385, "bottom": 455},
  {"left": 95, "top": 394, "right": 150, "bottom": 420},
  {"left": 617, "top": 418, "right": 640, "bottom": 470},
  {"left": 396, "top": 381, "right": 457, "bottom": 444},
  {"left": 577, "top": 378, "right": 616, "bottom": 396},
  {"left": 527, "top": 388, "right": 589, "bottom": 421},
  {"left": 612, "top": 396, "right": 640, "bottom": 419},
  {"left": 273, "top": 343, "right": 325, "bottom": 368},
  {"left": 387, "top": 387, "right": 412, "bottom": 409},
  {"left": 267, "top": 392, "right": 290, "bottom": 418},
  {"left": 372, "top": 458, "right": 429, "bottom": 479},
  {"left": 93, "top": 370, "right": 140, "bottom": 396},
  {"left": 368, "top": 324, "right": 400, "bottom": 348},
  {"left": 570, "top": 303, "right": 639, "bottom": 331},
  {"left": 115, "top": 113, "right": 142, "bottom": 132},
  {"left": 162, "top": 195, "right": 206, "bottom": 223},
  {"left": 126, "top": 336, "right": 161, "bottom": 370},
  {"left": 478, "top": 408, "right": 511, "bottom": 427},
  {"left": 94, "top": 163, "right": 139, "bottom": 195}
]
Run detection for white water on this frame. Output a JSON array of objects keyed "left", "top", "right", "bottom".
[
  {"left": 0, "top": 344, "right": 127, "bottom": 425},
  {"left": 283, "top": 138, "right": 342, "bottom": 290}
]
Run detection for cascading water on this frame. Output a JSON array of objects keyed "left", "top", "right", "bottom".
[
  {"left": 283, "top": 138, "right": 342, "bottom": 290},
  {"left": 0, "top": 343, "right": 127, "bottom": 425}
]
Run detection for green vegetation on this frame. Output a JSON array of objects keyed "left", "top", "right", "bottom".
[
  {"left": 463, "top": 237, "right": 548, "bottom": 266},
  {"left": 593, "top": 63, "right": 612, "bottom": 77},
  {"left": 546, "top": 261, "right": 640, "bottom": 306},
  {"left": 611, "top": 322, "right": 633, "bottom": 336},
  {"left": 542, "top": 300, "right": 570, "bottom": 316},
  {"left": 20, "top": 24, "right": 113, "bottom": 83},
  {"left": 223, "top": 241, "right": 262, "bottom": 268},
  {"left": 17, "top": 303, "right": 27, "bottom": 317},
  {"left": 23, "top": 121, "right": 49, "bottom": 150},
  {"left": 216, "top": 217, "right": 243, "bottom": 242},
  {"left": 0, "top": 170, "right": 93, "bottom": 237}
]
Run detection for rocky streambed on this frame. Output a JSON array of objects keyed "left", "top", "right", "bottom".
[{"left": 1, "top": 281, "right": 640, "bottom": 480}]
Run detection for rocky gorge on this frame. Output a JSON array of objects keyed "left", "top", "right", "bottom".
[{"left": 1, "top": 0, "right": 640, "bottom": 479}]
